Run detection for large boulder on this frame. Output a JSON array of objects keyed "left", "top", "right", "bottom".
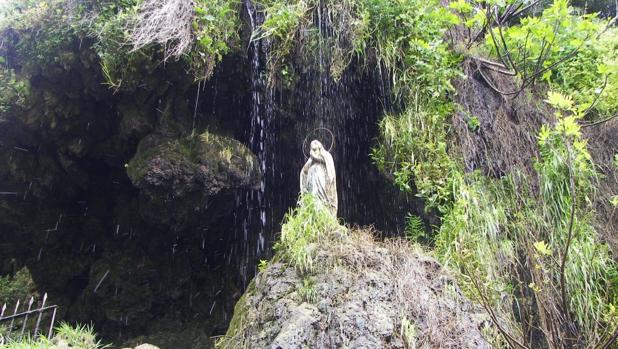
[
  {"left": 127, "top": 131, "right": 260, "bottom": 198},
  {"left": 218, "top": 228, "right": 490, "bottom": 348},
  {"left": 127, "top": 131, "right": 260, "bottom": 229}
]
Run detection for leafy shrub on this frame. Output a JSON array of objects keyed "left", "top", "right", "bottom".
[
  {"left": 0, "top": 268, "right": 36, "bottom": 306},
  {"left": 372, "top": 105, "right": 457, "bottom": 211},
  {"left": 549, "top": 26, "right": 618, "bottom": 120},
  {"left": 0, "top": 0, "right": 75, "bottom": 70},
  {"left": 481, "top": 0, "right": 618, "bottom": 120},
  {"left": 190, "top": 0, "right": 240, "bottom": 79},
  {"left": 362, "top": 0, "right": 461, "bottom": 210}
]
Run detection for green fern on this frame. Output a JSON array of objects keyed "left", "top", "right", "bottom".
[{"left": 404, "top": 214, "right": 425, "bottom": 242}]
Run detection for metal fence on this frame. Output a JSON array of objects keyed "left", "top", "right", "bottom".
[{"left": 0, "top": 293, "right": 57, "bottom": 345}]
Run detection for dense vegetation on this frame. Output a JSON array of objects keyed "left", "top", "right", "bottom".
[
  {"left": 247, "top": 0, "right": 618, "bottom": 346},
  {"left": 1, "top": 0, "right": 617, "bottom": 347}
]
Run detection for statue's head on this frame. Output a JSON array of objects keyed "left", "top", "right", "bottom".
[{"left": 310, "top": 140, "right": 324, "bottom": 162}]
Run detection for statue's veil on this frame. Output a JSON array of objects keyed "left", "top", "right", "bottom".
[
  {"left": 318, "top": 141, "right": 337, "bottom": 213},
  {"left": 320, "top": 144, "right": 336, "bottom": 185}
]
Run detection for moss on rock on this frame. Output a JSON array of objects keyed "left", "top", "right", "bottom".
[{"left": 127, "top": 131, "right": 260, "bottom": 198}]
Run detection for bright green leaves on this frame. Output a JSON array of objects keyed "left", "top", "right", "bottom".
[
  {"left": 363, "top": 0, "right": 461, "bottom": 211},
  {"left": 450, "top": 0, "right": 617, "bottom": 120},
  {"left": 191, "top": 0, "right": 240, "bottom": 80},
  {"left": 449, "top": 0, "right": 473, "bottom": 15},
  {"left": 480, "top": 0, "right": 618, "bottom": 121},
  {"left": 546, "top": 91, "right": 576, "bottom": 112},
  {"left": 533, "top": 240, "right": 552, "bottom": 256},
  {"left": 253, "top": 1, "right": 306, "bottom": 42},
  {"left": 485, "top": 0, "right": 602, "bottom": 74},
  {"left": 364, "top": 0, "right": 460, "bottom": 99},
  {"left": 257, "top": 259, "right": 269, "bottom": 272},
  {"left": 251, "top": 0, "right": 307, "bottom": 78},
  {"left": 373, "top": 108, "right": 456, "bottom": 211}
]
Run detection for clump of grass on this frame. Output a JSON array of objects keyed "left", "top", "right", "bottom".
[
  {"left": 275, "top": 194, "right": 344, "bottom": 274},
  {"left": 297, "top": 277, "right": 318, "bottom": 303},
  {"left": 1, "top": 323, "right": 108, "bottom": 349},
  {"left": 53, "top": 323, "right": 108, "bottom": 349}
]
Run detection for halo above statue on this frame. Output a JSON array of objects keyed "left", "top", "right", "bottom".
[{"left": 302, "top": 128, "right": 335, "bottom": 159}]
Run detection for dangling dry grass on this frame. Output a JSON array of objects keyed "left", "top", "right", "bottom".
[{"left": 127, "top": 0, "right": 195, "bottom": 60}]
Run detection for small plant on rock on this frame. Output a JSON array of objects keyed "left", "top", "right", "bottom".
[
  {"left": 297, "top": 277, "right": 318, "bottom": 303},
  {"left": 275, "top": 194, "right": 343, "bottom": 274}
]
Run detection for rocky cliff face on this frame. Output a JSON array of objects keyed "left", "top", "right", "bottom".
[{"left": 218, "top": 228, "right": 490, "bottom": 349}]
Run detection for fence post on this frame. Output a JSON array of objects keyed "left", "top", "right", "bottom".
[
  {"left": 8, "top": 299, "right": 20, "bottom": 335},
  {"left": 47, "top": 306, "right": 57, "bottom": 339},
  {"left": 33, "top": 293, "right": 47, "bottom": 336},
  {"left": 20, "top": 296, "right": 34, "bottom": 338}
]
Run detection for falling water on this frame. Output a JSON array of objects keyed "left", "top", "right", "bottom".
[
  {"left": 227, "top": 0, "right": 418, "bottom": 288},
  {"left": 232, "top": 0, "right": 274, "bottom": 286}
]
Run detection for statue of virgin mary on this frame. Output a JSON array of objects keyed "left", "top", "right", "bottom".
[{"left": 300, "top": 140, "right": 337, "bottom": 215}]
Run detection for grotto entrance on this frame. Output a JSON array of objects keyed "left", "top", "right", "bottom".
[{"left": 0, "top": 4, "right": 423, "bottom": 348}]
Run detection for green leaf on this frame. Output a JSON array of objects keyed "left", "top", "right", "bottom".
[
  {"left": 546, "top": 91, "right": 574, "bottom": 111},
  {"left": 534, "top": 240, "right": 552, "bottom": 256}
]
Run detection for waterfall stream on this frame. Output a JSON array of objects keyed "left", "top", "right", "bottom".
[{"left": 226, "top": 0, "right": 421, "bottom": 289}]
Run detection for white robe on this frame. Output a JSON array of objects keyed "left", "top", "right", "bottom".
[{"left": 300, "top": 142, "right": 337, "bottom": 215}]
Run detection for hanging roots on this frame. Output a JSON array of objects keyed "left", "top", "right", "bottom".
[{"left": 128, "top": 0, "right": 195, "bottom": 60}]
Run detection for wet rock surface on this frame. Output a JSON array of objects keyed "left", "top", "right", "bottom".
[
  {"left": 584, "top": 118, "right": 618, "bottom": 251},
  {"left": 0, "top": 37, "right": 256, "bottom": 347},
  {"left": 127, "top": 131, "right": 260, "bottom": 230},
  {"left": 128, "top": 131, "right": 260, "bottom": 198},
  {"left": 220, "top": 229, "right": 490, "bottom": 349}
]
